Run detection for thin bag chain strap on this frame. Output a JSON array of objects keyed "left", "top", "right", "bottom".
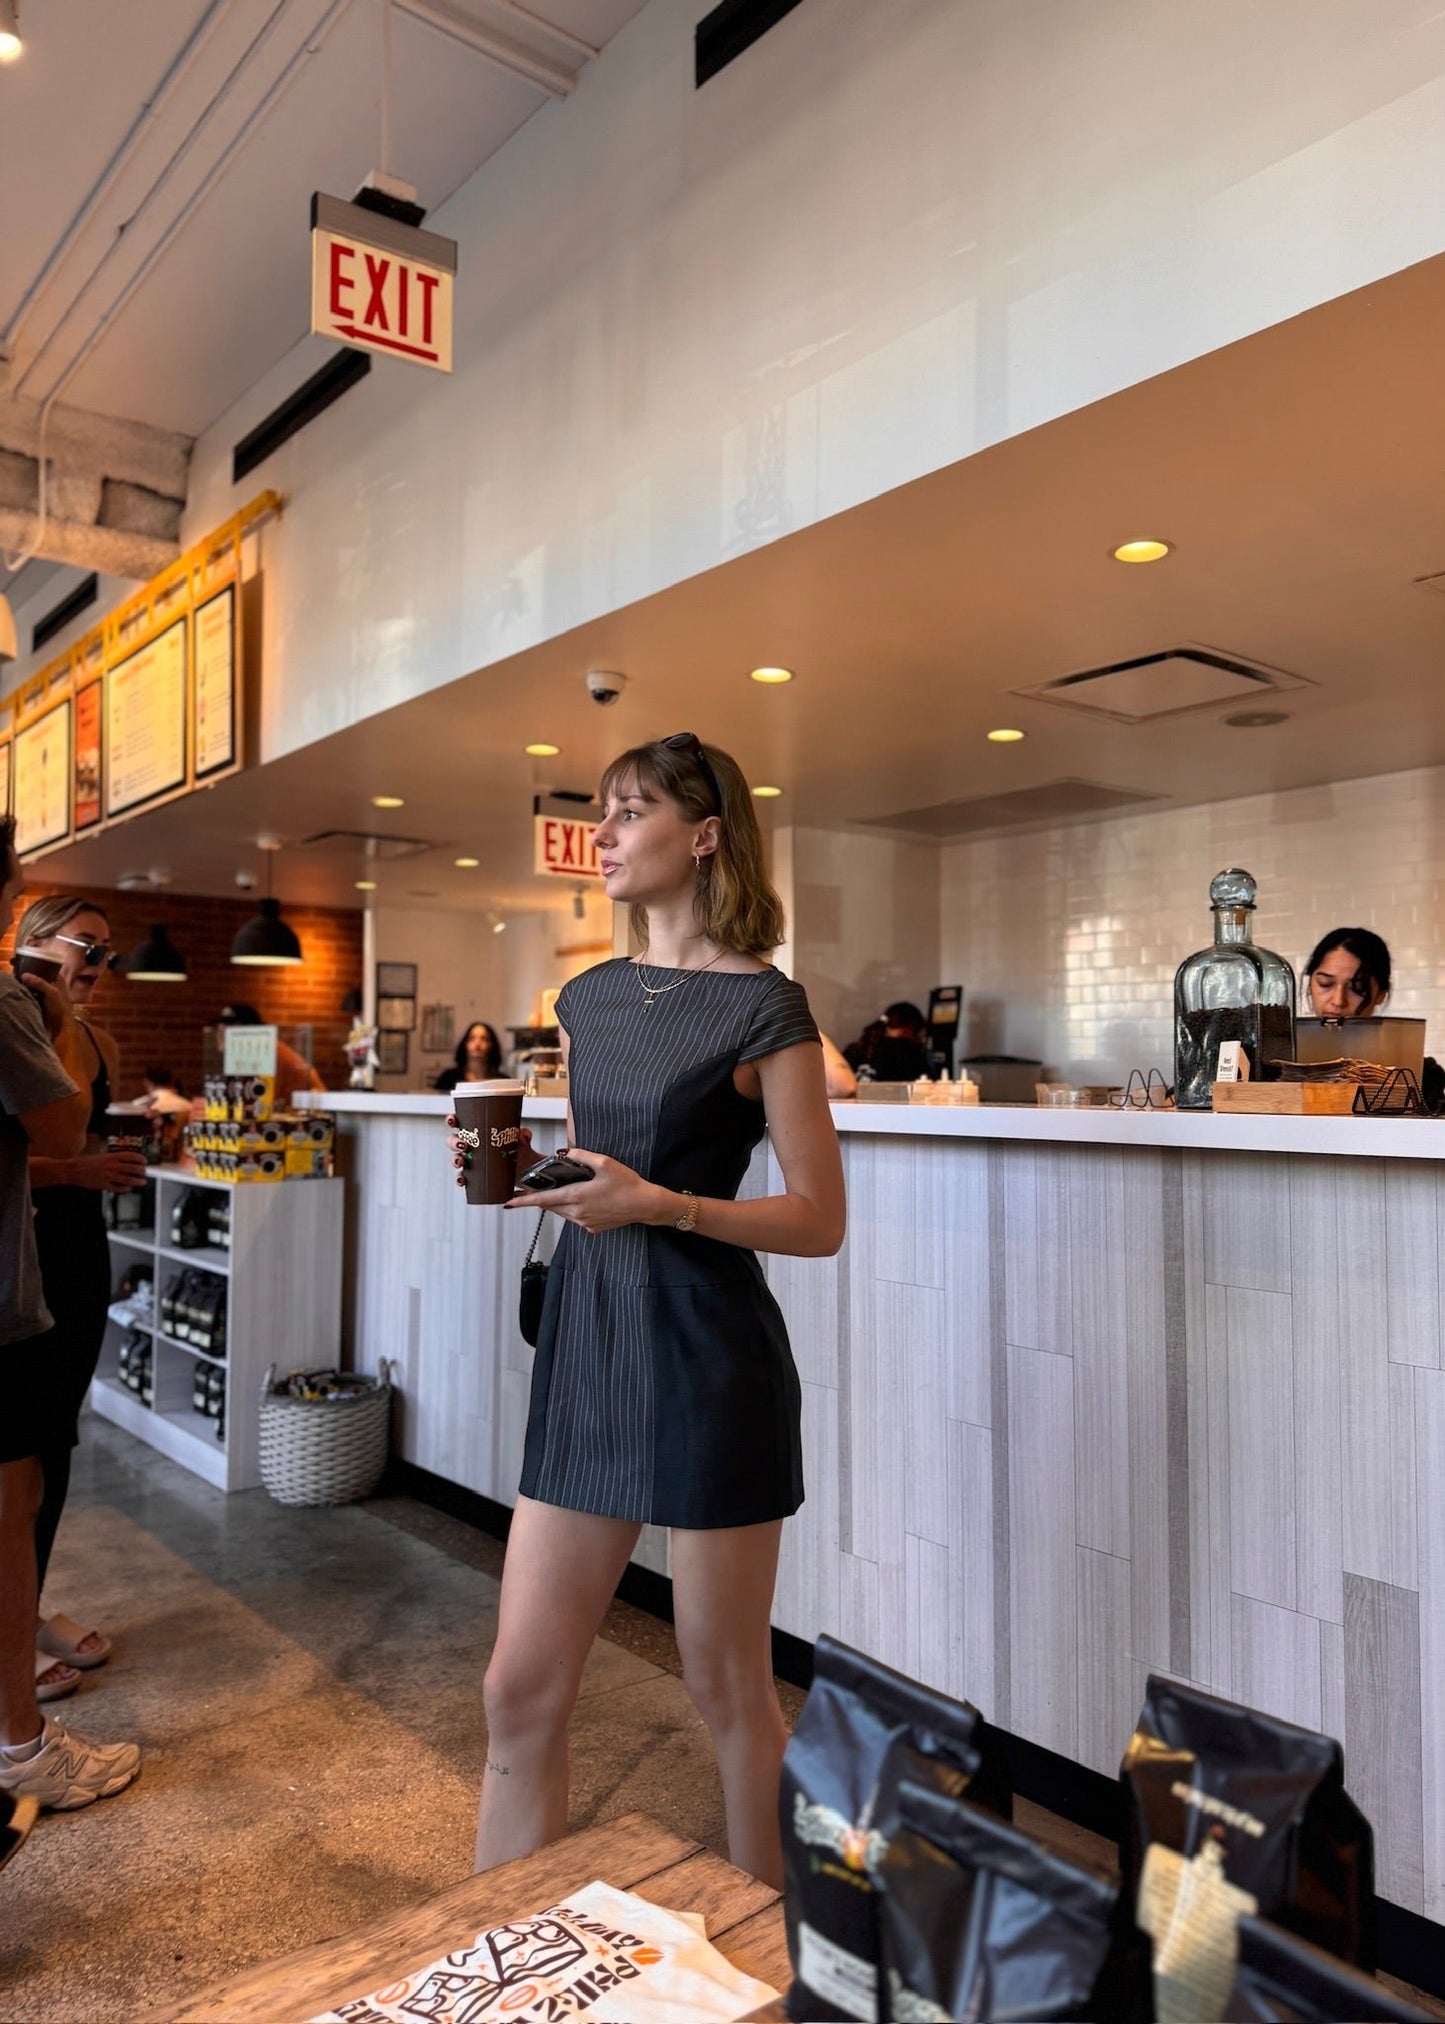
[{"left": 523, "top": 1211, "right": 546, "bottom": 1267}]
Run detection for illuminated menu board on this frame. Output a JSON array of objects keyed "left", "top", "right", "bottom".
[
  {"left": 105, "top": 618, "right": 187, "bottom": 819},
  {"left": 14, "top": 701, "right": 72, "bottom": 855}
]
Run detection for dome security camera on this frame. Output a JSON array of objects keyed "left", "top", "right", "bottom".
[
  {"left": 234, "top": 870, "right": 258, "bottom": 891},
  {"left": 585, "top": 669, "right": 627, "bottom": 706}
]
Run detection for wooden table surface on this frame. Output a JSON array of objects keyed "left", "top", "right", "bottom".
[{"left": 145, "top": 1812, "right": 790, "bottom": 2023}]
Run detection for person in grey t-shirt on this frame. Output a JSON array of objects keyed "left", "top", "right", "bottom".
[{"left": 0, "top": 815, "right": 141, "bottom": 1813}]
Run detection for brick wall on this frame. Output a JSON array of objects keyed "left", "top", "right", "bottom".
[{"left": 2, "top": 885, "right": 363, "bottom": 1101}]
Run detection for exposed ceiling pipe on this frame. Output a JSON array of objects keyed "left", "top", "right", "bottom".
[
  {"left": 393, "top": 0, "right": 575, "bottom": 98},
  {"left": 0, "top": 0, "right": 240, "bottom": 357},
  {"left": 3, "top": 0, "right": 359, "bottom": 571},
  {"left": 476, "top": 0, "right": 598, "bottom": 61},
  {"left": 15, "top": 0, "right": 298, "bottom": 404}
]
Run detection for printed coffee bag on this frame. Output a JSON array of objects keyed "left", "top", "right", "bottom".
[
  {"left": 1122, "top": 1676, "right": 1375, "bottom": 2023},
  {"left": 780, "top": 1636, "right": 1010, "bottom": 2022},
  {"left": 1225, "top": 1915, "right": 1428, "bottom": 2023},
  {"left": 876, "top": 1779, "right": 1151, "bottom": 2024}
]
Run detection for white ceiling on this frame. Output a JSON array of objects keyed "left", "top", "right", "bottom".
[
  {"left": 36, "top": 249, "right": 1445, "bottom": 921},
  {"left": 0, "top": 0, "right": 648, "bottom": 436}
]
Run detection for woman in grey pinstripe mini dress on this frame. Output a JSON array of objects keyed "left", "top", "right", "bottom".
[{"left": 458, "top": 733, "right": 845, "bottom": 1889}]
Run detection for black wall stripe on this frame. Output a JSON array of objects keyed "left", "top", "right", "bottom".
[
  {"left": 233, "top": 349, "right": 371, "bottom": 483},
  {"left": 32, "top": 572, "right": 98, "bottom": 653},
  {"left": 696, "top": 0, "right": 809, "bottom": 86}
]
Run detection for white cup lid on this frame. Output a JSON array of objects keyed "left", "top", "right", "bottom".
[{"left": 452, "top": 1079, "right": 524, "bottom": 1096}]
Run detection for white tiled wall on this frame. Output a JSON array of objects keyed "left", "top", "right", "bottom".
[{"left": 940, "top": 762, "right": 1445, "bottom": 1081}]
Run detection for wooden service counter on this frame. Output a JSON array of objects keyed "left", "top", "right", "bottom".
[{"left": 305, "top": 1091, "right": 1445, "bottom": 1927}]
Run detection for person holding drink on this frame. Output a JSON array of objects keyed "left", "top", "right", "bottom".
[
  {"left": 448, "top": 732, "right": 845, "bottom": 1888},
  {"left": 16, "top": 897, "right": 146, "bottom": 1700}
]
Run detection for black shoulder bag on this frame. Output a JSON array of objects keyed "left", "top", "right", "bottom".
[{"left": 519, "top": 1212, "right": 548, "bottom": 1347}]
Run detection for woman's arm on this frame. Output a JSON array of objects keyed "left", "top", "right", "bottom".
[
  {"left": 519, "top": 1041, "right": 846, "bottom": 1258},
  {"left": 819, "top": 1032, "right": 858, "bottom": 1100}
]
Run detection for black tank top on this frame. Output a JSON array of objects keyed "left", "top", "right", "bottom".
[{"left": 34, "top": 1024, "right": 110, "bottom": 1232}]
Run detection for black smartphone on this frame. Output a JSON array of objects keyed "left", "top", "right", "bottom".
[{"left": 514, "top": 1153, "right": 595, "bottom": 1193}]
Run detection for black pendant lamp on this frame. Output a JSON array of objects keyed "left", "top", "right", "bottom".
[
  {"left": 231, "top": 847, "right": 303, "bottom": 967},
  {"left": 126, "top": 922, "right": 188, "bottom": 982}
]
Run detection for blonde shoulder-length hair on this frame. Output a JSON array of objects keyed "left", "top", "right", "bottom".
[
  {"left": 600, "top": 736, "right": 785, "bottom": 957},
  {"left": 17, "top": 892, "right": 108, "bottom": 949}
]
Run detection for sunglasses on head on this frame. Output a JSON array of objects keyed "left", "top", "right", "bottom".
[
  {"left": 54, "top": 933, "right": 114, "bottom": 968},
  {"left": 661, "top": 731, "right": 722, "bottom": 812}
]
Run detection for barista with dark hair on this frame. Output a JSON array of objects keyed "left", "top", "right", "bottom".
[{"left": 1303, "top": 928, "right": 1391, "bottom": 1018}]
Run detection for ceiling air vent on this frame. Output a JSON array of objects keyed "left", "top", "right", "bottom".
[
  {"left": 298, "top": 829, "right": 433, "bottom": 861},
  {"left": 1013, "top": 644, "right": 1310, "bottom": 725},
  {"left": 860, "top": 779, "right": 1161, "bottom": 840}
]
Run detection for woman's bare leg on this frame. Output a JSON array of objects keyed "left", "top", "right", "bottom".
[
  {"left": 475, "top": 1495, "right": 640, "bottom": 1872},
  {"left": 670, "top": 1521, "right": 788, "bottom": 1887}
]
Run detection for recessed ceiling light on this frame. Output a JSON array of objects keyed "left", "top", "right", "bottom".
[
  {"left": 0, "top": 1, "right": 22, "bottom": 62},
  {"left": 525, "top": 742, "right": 561, "bottom": 758},
  {"left": 1111, "top": 539, "right": 1172, "bottom": 564},
  {"left": 749, "top": 667, "right": 794, "bottom": 685},
  {"left": 371, "top": 794, "right": 405, "bottom": 808},
  {"left": 492, "top": 919, "right": 507, "bottom": 934},
  {"left": 1223, "top": 710, "right": 1290, "bottom": 729},
  {"left": 751, "top": 784, "right": 783, "bottom": 798},
  {"left": 454, "top": 856, "right": 480, "bottom": 868},
  {"left": 354, "top": 880, "right": 377, "bottom": 891},
  {"left": 986, "top": 728, "right": 1025, "bottom": 743}
]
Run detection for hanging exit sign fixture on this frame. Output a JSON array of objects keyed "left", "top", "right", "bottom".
[{"left": 310, "top": 194, "right": 456, "bottom": 372}]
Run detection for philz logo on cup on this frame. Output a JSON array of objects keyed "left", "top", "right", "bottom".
[{"left": 451, "top": 1079, "right": 525, "bottom": 1206}]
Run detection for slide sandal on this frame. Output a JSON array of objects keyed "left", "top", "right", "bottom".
[
  {"left": 35, "top": 1648, "right": 79, "bottom": 1704},
  {"left": 37, "top": 1614, "right": 112, "bottom": 1670}
]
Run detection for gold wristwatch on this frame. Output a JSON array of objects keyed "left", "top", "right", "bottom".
[{"left": 674, "top": 1191, "right": 700, "bottom": 1233}]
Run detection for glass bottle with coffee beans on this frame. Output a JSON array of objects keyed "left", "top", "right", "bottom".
[{"left": 1173, "top": 868, "right": 1296, "bottom": 1109}]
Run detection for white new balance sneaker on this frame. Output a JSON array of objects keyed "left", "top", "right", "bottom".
[{"left": 0, "top": 1717, "right": 140, "bottom": 1810}]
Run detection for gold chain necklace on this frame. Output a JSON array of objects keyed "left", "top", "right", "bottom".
[{"left": 633, "top": 947, "right": 727, "bottom": 1008}]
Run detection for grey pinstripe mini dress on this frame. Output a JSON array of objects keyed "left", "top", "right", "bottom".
[{"left": 519, "top": 957, "right": 821, "bottom": 1529}]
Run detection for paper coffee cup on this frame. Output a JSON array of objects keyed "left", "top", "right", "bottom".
[
  {"left": 12, "top": 947, "right": 62, "bottom": 985},
  {"left": 452, "top": 1079, "right": 525, "bottom": 1205}
]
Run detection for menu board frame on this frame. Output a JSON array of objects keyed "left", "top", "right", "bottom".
[
  {"left": 192, "top": 579, "right": 239, "bottom": 783},
  {"left": 104, "top": 615, "right": 189, "bottom": 821},
  {"left": 14, "top": 698, "right": 73, "bottom": 856}
]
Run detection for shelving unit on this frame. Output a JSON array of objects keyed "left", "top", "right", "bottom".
[{"left": 92, "top": 1166, "right": 343, "bottom": 1492}]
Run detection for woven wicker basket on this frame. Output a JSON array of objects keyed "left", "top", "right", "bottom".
[{"left": 258, "top": 1361, "right": 393, "bottom": 1508}]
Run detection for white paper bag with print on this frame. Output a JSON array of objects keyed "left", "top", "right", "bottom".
[{"left": 307, "top": 1879, "right": 779, "bottom": 2024}]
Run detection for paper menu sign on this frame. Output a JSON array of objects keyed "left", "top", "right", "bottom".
[{"left": 305, "top": 1880, "right": 777, "bottom": 2024}]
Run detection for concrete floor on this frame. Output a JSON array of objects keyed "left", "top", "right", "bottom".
[{"left": 3, "top": 1415, "right": 1441, "bottom": 2022}]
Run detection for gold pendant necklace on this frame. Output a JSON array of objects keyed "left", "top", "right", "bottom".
[{"left": 633, "top": 948, "right": 726, "bottom": 1007}]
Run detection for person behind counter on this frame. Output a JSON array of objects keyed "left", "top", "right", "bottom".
[
  {"left": 1302, "top": 926, "right": 1443, "bottom": 1104},
  {"left": 434, "top": 1021, "right": 504, "bottom": 1094},
  {"left": 1303, "top": 927, "right": 1391, "bottom": 1017},
  {"left": 217, "top": 1004, "right": 324, "bottom": 1108},
  {"left": 845, "top": 1000, "right": 931, "bottom": 1082}
]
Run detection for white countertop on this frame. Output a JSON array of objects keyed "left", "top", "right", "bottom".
[{"left": 298, "top": 1090, "right": 1445, "bottom": 1161}]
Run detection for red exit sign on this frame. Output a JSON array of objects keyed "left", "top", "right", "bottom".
[
  {"left": 310, "top": 194, "right": 456, "bottom": 372},
  {"left": 535, "top": 814, "right": 602, "bottom": 879}
]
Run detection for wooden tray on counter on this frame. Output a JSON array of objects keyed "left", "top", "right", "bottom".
[{"left": 1211, "top": 1081, "right": 1359, "bottom": 1114}]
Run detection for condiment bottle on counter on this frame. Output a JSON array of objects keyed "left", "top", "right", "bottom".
[{"left": 1173, "top": 867, "right": 1296, "bottom": 1109}]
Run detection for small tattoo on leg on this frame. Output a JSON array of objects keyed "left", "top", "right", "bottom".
[{"left": 486, "top": 1759, "right": 510, "bottom": 1776}]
